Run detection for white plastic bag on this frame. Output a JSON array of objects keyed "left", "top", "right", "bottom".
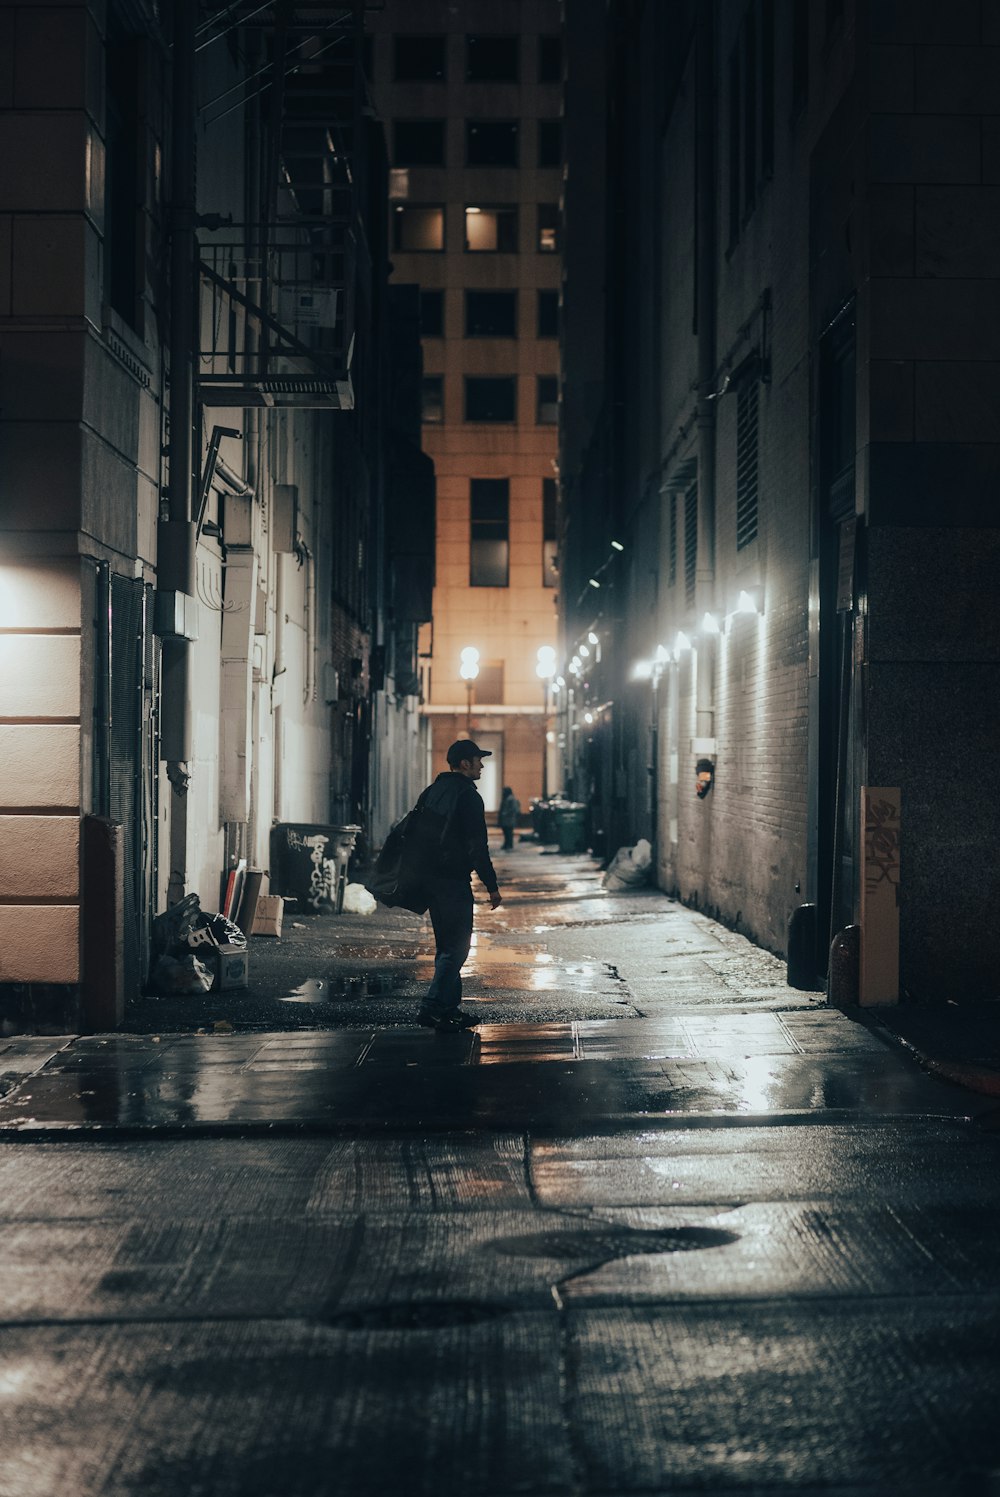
[
  {"left": 342, "top": 882, "right": 377, "bottom": 915},
  {"left": 602, "top": 840, "right": 652, "bottom": 892}
]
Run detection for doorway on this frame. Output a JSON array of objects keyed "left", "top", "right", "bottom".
[{"left": 474, "top": 731, "right": 503, "bottom": 812}]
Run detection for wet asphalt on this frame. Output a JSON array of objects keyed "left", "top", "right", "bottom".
[{"left": 1, "top": 842, "right": 999, "bottom": 1494}]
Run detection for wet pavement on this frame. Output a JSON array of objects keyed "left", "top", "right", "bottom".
[{"left": 1, "top": 843, "right": 1000, "bottom": 1494}]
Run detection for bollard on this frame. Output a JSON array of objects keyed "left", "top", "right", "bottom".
[{"left": 828, "top": 924, "right": 861, "bottom": 1009}]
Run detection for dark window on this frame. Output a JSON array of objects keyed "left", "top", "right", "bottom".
[
  {"left": 393, "top": 204, "right": 444, "bottom": 252},
  {"left": 736, "top": 381, "right": 759, "bottom": 548},
  {"left": 466, "top": 120, "right": 519, "bottom": 167},
  {"left": 394, "top": 34, "right": 446, "bottom": 82},
  {"left": 543, "top": 476, "right": 558, "bottom": 587},
  {"left": 684, "top": 483, "right": 698, "bottom": 604},
  {"left": 791, "top": 1, "right": 809, "bottom": 119},
  {"left": 538, "top": 120, "right": 562, "bottom": 168},
  {"left": 668, "top": 493, "right": 677, "bottom": 587},
  {"left": 743, "top": 9, "right": 757, "bottom": 219},
  {"left": 761, "top": 0, "right": 774, "bottom": 178},
  {"left": 105, "top": 26, "right": 141, "bottom": 330},
  {"left": 465, "top": 290, "right": 517, "bottom": 338},
  {"left": 820, "top": 309, "right": 856, "bottom": 523},
  {"left": 393, "top": 120, "right": 445, "bottom": 167},
  {"left": 466, "top": 34, "right": 519, "bottom": 82},
  {"left": 473, "top": 662, "right": 504, "bottom": 702},
  {"left": 361, "top": 34, "right": 374, "bottom": 81},
  {"left": 470, "top": 478, "right": 510, "bottom": 587},
  {"left": 420, "top": 289, "right": 444, "bottom": 337},
  {"left": 465, "top": 376, "right": 516, "bottom": 423},
  {"left": 537, "top": 375, "right": 558, "bottom": 424},
  {"left": 537, "top": 204, "right": 559, "bottom": 252},
  {"left": 465, "top": 204, "right": 518, "bottom": 252},
  {"left": 727, "top": 46, "right": 741, "bottom": 248},
  {"left": 421, "top": 375, "right": 443, "bottom": 423},
  {"left": 537, "top": 289, "right": 558, "bottom": 338},
  {"left": 539, "top": 34, "right": 562, "bottom": 83}
]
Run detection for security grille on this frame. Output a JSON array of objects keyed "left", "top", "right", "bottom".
[
  {"left": 684, "top": 482, "right": 698, "bottom": 603},
  {"left": 736, "top": 379, "right": 759, "bottom": 549}
]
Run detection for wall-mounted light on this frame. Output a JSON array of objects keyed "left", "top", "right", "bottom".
[
  {"left": 701, "top": 612, "right": 721, "bottom": 635},
  {"left": 611, "top": 540, "right": 624, "bottom": 552},
  {"left": 579, "top": 644, "right": 590, "bottom": 659},
  {"left": 587, "top": 632, "right": 599, "bottom": 645},
  {"left": 556, "top": 675, "right": 565, "bottom": 687},
  {"left": 675, "top": 631, "right": 692, "bottom": 653},
  {"left": 588, "top": 577, "right": 601, "bottom": 589},
  {"left": 654, "top": 644, "right": 669, "bottom": 664},
  {"left": 584, "top": 711, "right": 594, "bottom": 724},
  {"left": 632, "top": 660, "right": 654, "bottom": 680},
  {"left": 736, "top": 586, "right": 764, "bottom": 615}
]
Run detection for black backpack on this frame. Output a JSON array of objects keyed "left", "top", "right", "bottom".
[{"left": 365, "top": 786, "right": 463, "bottom": 914}]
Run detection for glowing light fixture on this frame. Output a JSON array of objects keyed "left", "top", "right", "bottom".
[
  {"left": 736, "top": 586, "right": 764, "bottom": 615},
  {"left": 701, "top": 612, "right": 721, "bottom": 635},
  {"left": 588, "top": 632, "right": 599, "bottom": 645},
  {"left": 536, "top": 644, "right": 557, "bottom": 680},
  {"left": 588, "top": 577, "right": 601, "bottom": 589},
  {"left": 459, "top": 645, "right": 480, "bottom": 681},
  {"left": 655, "top": 644, "right": 669, "bottom": 664},
  {"left": 556, "top": 675, "right": 565, "bottom": 687},
  {"left": 579, "top": 644, "right": 590, "bottom": 659},
  {"left": 611, "top": 540, "right": 624, "bottom": 551},
  {"left": 675, "top": 631, "right": 692, "bottom": 653},
  {"left": 584, "top": 711, "right": 594, "bottom": 724},
  {"left": 632, "top": 660, "right": 654, "bottom": 680}
]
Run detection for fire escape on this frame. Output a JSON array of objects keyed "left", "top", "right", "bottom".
[{"left": 197, "top": 2, "right": 366, "bottom": 409}]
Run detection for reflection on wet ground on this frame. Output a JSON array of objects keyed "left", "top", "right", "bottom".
[{"left": 0, "top": 1010, "right": 982, "bottom": 1135}]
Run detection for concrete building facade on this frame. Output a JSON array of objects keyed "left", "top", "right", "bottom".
[
  {"left": 560, "top": 0, "right": 1000, "bottom": 1003},
  {"left": 368, "top": 0, "right": 561, "bottom": 811},
  {"left": 0, "top": 0, "right": 431, "bottom": 1026}
]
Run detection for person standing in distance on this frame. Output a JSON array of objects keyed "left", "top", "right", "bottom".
[
  {"left": 417, "top": 739, "right": 502, "bottom": 1032},
  {"left": 497, "top": 785, "right": 521, "bottom": 851}
]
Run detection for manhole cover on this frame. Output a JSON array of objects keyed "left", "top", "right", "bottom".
[
  {"left": 323, "top": 1301, "right": 507, "bottom": 1331},
  {"left": 491, "top": 1226, "right": 738, "bottom": 1261}
]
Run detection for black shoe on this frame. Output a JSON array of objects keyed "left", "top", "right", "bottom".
[{"left": 417, "top": 1010, "right": 478, "bottom": 1032}]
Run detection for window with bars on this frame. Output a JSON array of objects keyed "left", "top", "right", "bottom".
[
  {"left": 684, "top": 482, "right": 698, "bottom": 604},
  {"left": 736, "top": 380, "right": 759, "bottom": 549}
]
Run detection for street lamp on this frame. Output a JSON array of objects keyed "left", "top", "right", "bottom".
[
  {"left": 536, "top": 645, "right": 556, "bottom": 799},
  {"left": 459, "top": 646, "right": 479, "bottom": 731}
]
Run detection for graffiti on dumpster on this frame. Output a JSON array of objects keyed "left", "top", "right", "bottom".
[
  {"left": 864, "top": 793, "right": 900, "bottom": 892},
  {"left": 286, "top": 829, "right": 337, "bottom": 909}
]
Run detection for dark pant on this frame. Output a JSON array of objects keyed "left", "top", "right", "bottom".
[
  {"left": 423, "top": 876, "right": 474, "bottom": 1016},
  {"left": 501, "top": 825, "right": 514, "bottom": 850}
]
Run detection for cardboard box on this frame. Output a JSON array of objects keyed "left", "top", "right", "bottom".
[
  {"left": 250, "top": 894, "right": 284, "bottom": 938},
  {"left": 213, "top": 943, "right": 249, "bottom": 991}
]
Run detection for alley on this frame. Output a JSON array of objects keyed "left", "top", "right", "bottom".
[{"left": 1, "top": 848, "right": 999, "bottom": 1495}]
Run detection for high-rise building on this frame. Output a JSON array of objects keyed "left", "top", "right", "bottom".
[{"left": 367, "top": 2, "right": 562, "bottom": 812}]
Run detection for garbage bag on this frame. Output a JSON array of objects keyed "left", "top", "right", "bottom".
[
  {"left": 602, "top": 839, "right": 653, "bottom": 892},
  {"left": 342, "top": 882, "right": 377, "bottom": 915},
  {"left": 152, "top": 894, "right": 247, "bottom": 958},
  {"left": 149, "top": 953, "right": 213, "bottom": 995}
]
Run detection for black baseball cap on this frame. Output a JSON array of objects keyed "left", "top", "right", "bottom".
[{"left": 446, "top": 738, "right": 493, "bottom": 766}]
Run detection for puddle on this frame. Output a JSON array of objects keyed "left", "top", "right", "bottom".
[{"left": 278, "top": 979, "right": 327, "bottom": 1005}]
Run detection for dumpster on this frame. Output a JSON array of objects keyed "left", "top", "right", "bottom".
[
  {"left": 553, "top": 802, "right": 588, "bottom": 854},
  {"left": 269, "top": 823, "right": 362, "bottom": 913},
  {"left": 530, "top": 798, "right": 560, "bottom": 844}
]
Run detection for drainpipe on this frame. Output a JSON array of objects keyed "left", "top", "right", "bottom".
[
  {"left": 159, "top": 0, "right": 197, "bottom": 907},
  {"left": 695, "top": 3, "right": 717, "bottom": 752}
]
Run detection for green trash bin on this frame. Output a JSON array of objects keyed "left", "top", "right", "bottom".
[{"left": 554, "top": 803, "right": 588, "bottom": 854}]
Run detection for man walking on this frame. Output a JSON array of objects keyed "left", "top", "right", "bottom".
[{"left": 417, "top": 739, "right": 502, "bottom": 1032}]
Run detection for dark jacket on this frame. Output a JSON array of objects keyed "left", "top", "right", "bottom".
[{"left": 421, "top": 772, "right": 499, "bottom": 893}]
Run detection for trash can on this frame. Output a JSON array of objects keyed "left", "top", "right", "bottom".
[
  {"left": 269, "top": 823, "right": 362, "bottom": 913},
  {"left": 553, "top": 802, "right": 588, "bottom": 854}
]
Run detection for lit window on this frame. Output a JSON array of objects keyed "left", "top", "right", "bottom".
[
  {"left": 465, "top": 204, "right": 518, "bottom": 252},
  {"left": 537, "top": 204, "right": 559, "bottom": 253}
]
